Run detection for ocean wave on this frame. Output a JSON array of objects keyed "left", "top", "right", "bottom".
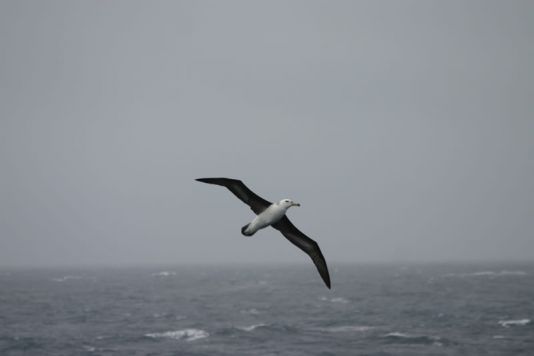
[
  {"left": 82, "top": 345, "right": 96, "bottom": 352},
  {"left": 240, "top": 308, "right": 261, "bottom": 315},
  {"left": 51, "top": 275, "right": 84, "bottom": 282},
  {"left": 145, "top": 329, "right": 209, "bottom": 342},
  {"left": 444, "top": 270, "right": 527, "bottom": 278},
  {"left": 236, "top": 323, "right": 268, "bottom": 332},
  {"left": 151, "top": 313, "right": 186, "bottom": 321},
  {"left": 384, "top": 332, "right": 442, "bottom": 345},
  {"left": 320, "top": 296, "right": 349, "bottom": 304},
  {"left": 321, "top": 325, "right": 374, "bottom": 333},
  {"left": 151, "top": 271, "right": 176, "bottom": 277},
  {"left": 498, "top": 319, "right": 530, "bottom": 328}
]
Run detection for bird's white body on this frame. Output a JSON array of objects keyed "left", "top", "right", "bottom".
[{"left": 243, "top": 199, "right": 299, "bottom": 236}]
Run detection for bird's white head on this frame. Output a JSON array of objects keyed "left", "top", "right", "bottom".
[{"left": 279, "top": 198, "right": 300, "bottom": 209}]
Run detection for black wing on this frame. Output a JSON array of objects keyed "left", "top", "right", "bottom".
[
  {"left": 195, "top": 178, "right": 272, "bottom": 215},
  {"left": 272, "top": 216, "right": 331, "bottom": 289}
]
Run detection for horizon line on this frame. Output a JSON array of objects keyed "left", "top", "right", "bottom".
[{"left": 1, "top": 259, "right": 534, "bottom": 270}]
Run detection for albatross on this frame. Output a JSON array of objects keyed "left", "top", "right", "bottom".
[{"left": 196, "top": 177, "right": 331, "bottom": 289}]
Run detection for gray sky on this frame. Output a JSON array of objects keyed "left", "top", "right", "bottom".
[{"left": 1, "top": 1, "right": 533, "bottom": 267}]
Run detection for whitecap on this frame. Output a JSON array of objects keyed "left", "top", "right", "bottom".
[
  {"left": 496, "top": 270, "right": 526, "bottom": 276},
  {"left": 237, "top": 323, "right": 268, "bottom": 332},
  {"left": 151, "top": 271, "right": 176, "bottom": 277},
  {"left": 320, "top": 296, "right": 349, "bottom": 304},
  {"left": 145, "top": 329, "right": 209, "bottom": 342},
  {"left": 240, "top": 308, "right": 261, "bottom": 315},
  {"left": 472, "top": 270, "right": 526, "bottom": 277},
  {"left": 384, "top": 332, "right": 441, "bottom": 344},
  {"left": 52, "top": 275, "right": 83, "bottom": 282},
  {"left": 331, "top": 297, "right": 349, "bottom": 303},
  {"left": 470, "top": 271, "right": 497, "bottom": 276},
  {"left": 498, "top": 319, "right": 531, "bottom": 328},
  {"left": 82, "top": 345, "right": 96, "bottom": 352},
  {"left": 385, "top": 332, "right": 413, "bottom": 338},
  {"left": 322, "top": 325, "right": 374, "bottom": 333},
  {"left": 444, "top": 270, "right": 527, "bottom": 278}
]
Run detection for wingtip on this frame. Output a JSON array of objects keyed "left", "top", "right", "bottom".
[
  {"left": 195, "top": 178, "right": 211, "bottom": 183},
  {"left": 325, "top": 279, "right": 332, "bottom": 289},
  {"left": 321, "top": 270, "right": 331, "bottom": 289}
]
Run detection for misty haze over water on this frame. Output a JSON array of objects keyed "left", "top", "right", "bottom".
[{"left": 1, "top": 1, "right": 533, "bottom": 267}]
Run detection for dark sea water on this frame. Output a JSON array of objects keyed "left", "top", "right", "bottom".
[{"left": 0, "top": 263, "right": 533, "bottom": 356}]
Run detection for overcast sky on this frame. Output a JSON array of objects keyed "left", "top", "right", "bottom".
[{"left": 1, "top": 1, "right": 533, "bottom": 267}]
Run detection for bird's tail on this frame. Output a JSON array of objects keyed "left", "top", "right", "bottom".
[{"left": 241, "top": 224, "right": 254, "bottom": 236}]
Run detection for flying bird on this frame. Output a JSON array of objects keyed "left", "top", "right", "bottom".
[{"left": 196, "top": 177, "right": 331, "bottom": 289}]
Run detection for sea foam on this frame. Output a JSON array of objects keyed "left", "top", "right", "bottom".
[
  {"left": 384, "top": 332, "right": 442, "bottom": 345},
  {"left": 498, "top": 319, "right": 530, "bottom": 328},
  {"left": 236, "top": 323, "right": 268, "bottom": 332},
  {"left": 444, "top": 270, "right": 527, "bottom": 278},
  {"left": 151, "top": 271, "right": 176, "bottom": 277},
  {"left": 51, "top": 276, "right": 84, "bottom": 282},
  {"left": 322, "top": 325, "right": 374, "bottom": 333},
  {"left": 82, "top": 345, "right": 96, "bottom": 352},
  {"left": 240, "top": 308, "right": 261, "bottom": 315},
  {"left": 320, "top": 296, "right": 349, "bottom": 304},
  {"left": 145, "top": 329, "right": 209, "bottom": 341}
]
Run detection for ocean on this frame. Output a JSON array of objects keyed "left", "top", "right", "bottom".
[{"left": 0, "top": 263, "right": 532, "bottom": 355}]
